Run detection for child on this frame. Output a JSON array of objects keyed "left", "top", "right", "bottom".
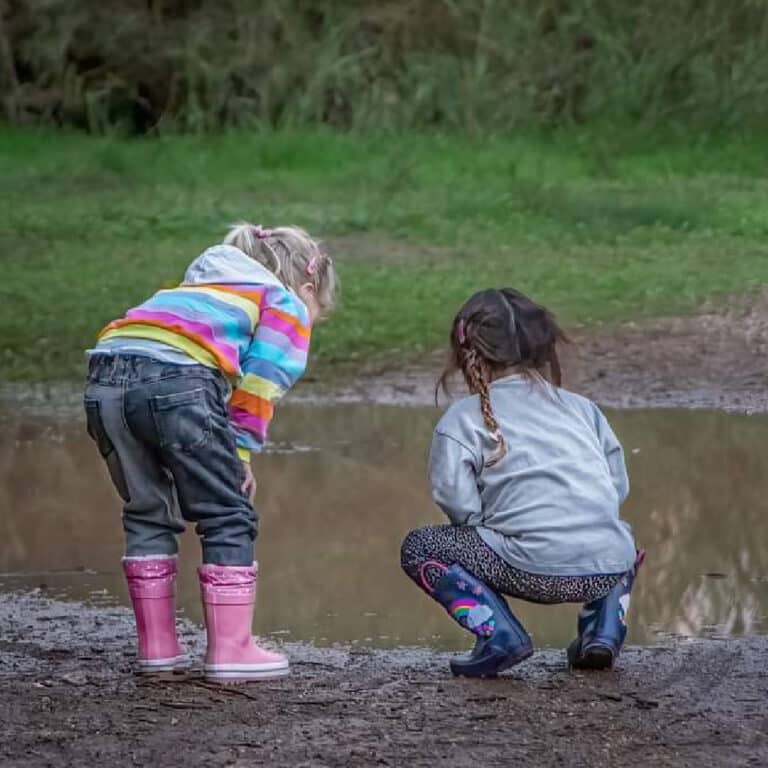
[
  {"left": 400, "top": 288, "right": 643, "bottom": 678},
  {"left": 84, "top": 223, "right": 336, "bottom": 682}
]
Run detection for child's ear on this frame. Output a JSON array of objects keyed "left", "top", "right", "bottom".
[{"left": 301, "top": 282, "right": 317, "bottom": 293}]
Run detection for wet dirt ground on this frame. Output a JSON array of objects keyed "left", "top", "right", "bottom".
[
  {"left": 1, "top": 592, "right": 767, "bottom": 768},
  {"left": 325, "top": 290, "right": 768, "bottom": 412},
  {"left": 1, "top": 295, "right": 768, "bottom": 766}
]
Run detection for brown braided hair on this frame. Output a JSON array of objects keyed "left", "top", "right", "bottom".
[
  {"left": 463, "top": 346, "right": 506, "bottom": 466},
  {"left": 436, "top": 288, "right": 568, "bottom": 468}
]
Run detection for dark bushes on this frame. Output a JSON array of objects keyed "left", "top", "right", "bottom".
[{"left": 2, "top": 0, "right": 768, "bottom": 133}]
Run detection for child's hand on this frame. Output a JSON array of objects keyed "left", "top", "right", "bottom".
[{"left": 241, "top": 461, "right": 257, "bottom": 503}]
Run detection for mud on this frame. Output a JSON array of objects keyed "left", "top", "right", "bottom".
[
  {"left": 1, "top": 592, "right": 766, "bottom": 767},
  {"left": 327, "top": 291, "right": 768, "bottom": 412}
]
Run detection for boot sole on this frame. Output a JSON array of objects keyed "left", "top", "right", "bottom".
[
  {"left": 451, "top": 646, "right": 534, "bottom": 679},
  {"left": 581, "top": 644, "right": 615, "bottom": 670},
  {"left": 569, "top": 643, "right": 615, "bottom": 671},
  {"left": 204, "top": 662, "right": 290, "bottom": 683},
  {"left": 137, "top": 654, "right": 191, "bottom": 675}
]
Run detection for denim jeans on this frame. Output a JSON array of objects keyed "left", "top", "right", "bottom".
[{"left": 84, "top": 355, "right": 256, "bottom": 565}]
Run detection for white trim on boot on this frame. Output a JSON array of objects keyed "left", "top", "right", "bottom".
[{"left": 138, "top": 654, "right": 192, "bottom": 674}]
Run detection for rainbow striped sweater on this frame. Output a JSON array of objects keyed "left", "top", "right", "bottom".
[{"left": 97, "top": 245, "right": 311, "bottom": 460}]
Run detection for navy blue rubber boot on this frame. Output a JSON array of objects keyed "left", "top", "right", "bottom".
[
  {"left": 432, "top": 564, "right": 533, "bottom": 678},
  {"left": 567, "top": 550, "right": 646, "bottom": 671}
]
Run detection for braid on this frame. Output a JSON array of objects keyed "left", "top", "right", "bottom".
[
  {"left": 464, "top": 347, "right": 507, "bottom": 467},
  {"left": 550, "top": 347, "right": 563, "bottom": 387}
]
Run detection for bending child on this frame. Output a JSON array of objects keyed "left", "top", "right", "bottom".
[
  {"left": 85, "top": 224, "right": 336, "bottom": 682},
  {"left": 401, "top": 288, "right": 643, "bottom": 678}
]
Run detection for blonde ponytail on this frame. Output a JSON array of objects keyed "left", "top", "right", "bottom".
[{"left": 223, "top": 221, "right": 338, "bottom": 316}]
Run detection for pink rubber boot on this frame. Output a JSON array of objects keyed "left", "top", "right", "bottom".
[
  {"left": 122, "top": 556, "right": 189, "bottom": 674},
  {"left": 198, "top": 563, "right": 289, "bottom": 683}
]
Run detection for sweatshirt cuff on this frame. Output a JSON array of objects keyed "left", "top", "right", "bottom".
[{"left": 236, "top": 447, "right": 251, "bottom": 462}]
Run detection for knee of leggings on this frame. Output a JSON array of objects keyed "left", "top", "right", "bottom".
[{"left": 400, "top": 529, "right": 424, "bottom": 574}]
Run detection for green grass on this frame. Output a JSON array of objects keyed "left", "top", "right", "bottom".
[{"left": 2, "top": 126, "right": 768, "bottom": 381}]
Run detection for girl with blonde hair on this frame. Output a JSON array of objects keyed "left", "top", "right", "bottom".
[{"left": 85, "top": 223, "right": 336, "bottom": 683}]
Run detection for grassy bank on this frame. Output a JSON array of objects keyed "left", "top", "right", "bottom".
[{"left": 2, "top": 126, "right": 768, "bottom": 381}]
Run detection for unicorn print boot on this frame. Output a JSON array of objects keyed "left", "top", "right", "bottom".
[
  {"left": 567, "top": 549, "right": 646, "bottom": 670},
  {"left": 432, "top": 564, "right": 533, "bottom": 678}
]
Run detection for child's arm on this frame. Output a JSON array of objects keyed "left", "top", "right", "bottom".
[
  {"left": 228, "top": 288, "right": 311, "bottom": 461},
  {"left": 594, "top": 408, "right": 630, "bottom": 503},
  {"left": 428, "top": 431, "right": 483, "bottom": 526}
]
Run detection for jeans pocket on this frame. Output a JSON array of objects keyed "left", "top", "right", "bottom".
[
  {"left": 85, "top": 397, "right": 130, "bottom": 500},
  {"left": 84, "top": 398, "right": 114, "bottom": 458},
  {"left": 150, "top": 387, "right": 212, "bottom": 452}
]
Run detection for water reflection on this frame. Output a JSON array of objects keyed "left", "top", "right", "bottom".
[{"left": 0, "top": 404, "right": 766, "bottom": 650}]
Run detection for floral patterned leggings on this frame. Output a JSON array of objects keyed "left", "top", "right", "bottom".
[{"left": 400, "top": 525, "right": 623, "bottom": 604}]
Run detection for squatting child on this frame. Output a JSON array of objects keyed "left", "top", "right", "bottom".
[{"left": 400, "top": 288, "right": 643, "bottom": 678}]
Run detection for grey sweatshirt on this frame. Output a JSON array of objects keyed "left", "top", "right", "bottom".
[{"left": 429, "top": 375, "right": 636, "bottom": 577}]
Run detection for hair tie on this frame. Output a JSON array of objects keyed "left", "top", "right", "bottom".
[
  {"left": 457, "top": 319, "right": 467, "bottom": 345},
  {"left": 253, "top": 225, "right": 273, "bottom": 240},
  {"left": 306, "top": 254, "right": 319, "bottom": 275}
]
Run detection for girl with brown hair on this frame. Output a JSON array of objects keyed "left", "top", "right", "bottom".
[{"left": 400, "top": 288, "right": 643, "bottom": 678}]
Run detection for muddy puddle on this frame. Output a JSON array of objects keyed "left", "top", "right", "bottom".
[{"left": 1, "top": 403, "right": 767, "bottom": 651}]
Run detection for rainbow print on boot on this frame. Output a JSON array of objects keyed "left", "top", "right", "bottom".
[{"left": 451, "top": 599, "right": 496, "bottom": 636}]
